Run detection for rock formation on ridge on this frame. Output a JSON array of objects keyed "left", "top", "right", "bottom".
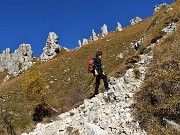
[
  {"left": 130, "top": 17, "right": 142, "bottom": 25},
  {"left": 116, "top": 22, "right": 122, "bottom": 31},
  {"left": 154, "top": 3, "right": 168, "bottom": 14},
  {"left": 82, "top": 38, "right": 88, "bottom": 45},
  {"left": 40, "top": 32, "right": 61, "bottom": 61},
  {"left": 0, "top": 44, "right": 34, "bottom": 77},
  {"left": 101, "top": 24, "right": 108, "bottom": 36},
  {"left": 78, "top": 40, "right": 82, "bottom": 47},
  {"left": 92, "top": 29, "right": 98, "bottom": 41}
]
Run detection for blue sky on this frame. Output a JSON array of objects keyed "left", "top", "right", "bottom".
[{"left": 0, "top": 0, "right": 174, "bottom": 57}]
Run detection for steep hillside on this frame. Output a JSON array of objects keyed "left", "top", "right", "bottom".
[
  {"left": 0, "top": 1, "right": 179, "bottom": 134},
  {"left": 134, "top": 1, "right": 180, "bottom": 134}
]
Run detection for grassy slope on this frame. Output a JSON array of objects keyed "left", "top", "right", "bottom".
[
  {"left": 0, "top": 1, "right": 179, "bottom": 134},
  {"left": 134, "top": 1, "right": 180, "bottom": 135},
  {"left": 0, "top": 71, "right": 8, "bottom": 84}
]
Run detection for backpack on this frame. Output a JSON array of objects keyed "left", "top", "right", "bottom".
[{"left": 88, "top": 57, "right": 94, "bottom": 73}]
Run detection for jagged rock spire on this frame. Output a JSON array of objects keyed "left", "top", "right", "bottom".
[
  {"left": 92, "top": 29, "right": 98, "bottom": 41},
  {"left": 0, "top": 48, "right": 11, "bottom": 72},
  {"left": 0, "top": 44, "right": 34, "bottom": 77},
  {"left": 40, "top": 32, "right": 61, "bottom": 61},
  {"left": 116, "top": 22, "right": 122, "bottom": 31},
  {"left": 101, "top": 24, "right": 108, "bottom": 36},
  {"left": 82, "top": 38, "right": 88, "bottom": 45},
  {"left": 78, "top": 40, "right": 82, "bottom": 47}
]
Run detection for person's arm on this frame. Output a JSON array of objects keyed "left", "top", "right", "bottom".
[
  {"left": 94, "top": 69, "right": 98, "bottom": 76},
  {"left": 93, "top": 58, "right": 98, "bottom": 76}
]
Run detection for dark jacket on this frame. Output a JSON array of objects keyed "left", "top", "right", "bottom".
[{"left": 93, "top": 57, "right": 103, "bottom": 74}]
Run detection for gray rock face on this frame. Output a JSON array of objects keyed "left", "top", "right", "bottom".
[
  {"left": 0, "top": 44, "right": 33, "bottom": 77},
  {"left": 130, "top": 17, "right": 142, "bottom": 25},
  {"left": 40, "top": 32, "right": 61, "bottom": 61}
]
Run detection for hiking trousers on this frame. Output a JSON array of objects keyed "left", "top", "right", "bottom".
[{"left": 94, "top": 73, "right": 108, "bottom": 95}]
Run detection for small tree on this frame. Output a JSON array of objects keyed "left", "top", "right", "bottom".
[
  {"left": 22, "top": 67, "right": 57, "bottom": 121},
  {"left": 22, "top": 67, "right": 48, "bottom": 102}
]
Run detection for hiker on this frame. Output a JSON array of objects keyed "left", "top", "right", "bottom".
[{"left": 92, "top": 51, "right": 109, "bottom": 96}]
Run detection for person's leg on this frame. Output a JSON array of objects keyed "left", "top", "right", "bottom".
[
  {"left": 101, "top": 73, "right": 109, "bottom": 91},
  {"left": 94, "top": 76, "right": 100, "bottom": 95}
]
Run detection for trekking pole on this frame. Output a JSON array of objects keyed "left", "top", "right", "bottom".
[{"left": 80, "top": 76, "right": 95, "bottom": 94}]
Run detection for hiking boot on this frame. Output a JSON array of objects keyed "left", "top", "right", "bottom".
[{"left": 104, "top": 87, "right": 110, "bottom": 92}]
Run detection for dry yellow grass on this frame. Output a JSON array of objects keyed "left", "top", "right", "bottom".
[
  {"left": 0, "top": 71, "right": 8, "bottom": 85},
  {"left": 134, "top": 1, "right": 180, "bottom": 134}
]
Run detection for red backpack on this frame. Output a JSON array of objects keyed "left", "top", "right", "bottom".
[{"left": 88, "top": 58, "right": 94, "bottom": 73}]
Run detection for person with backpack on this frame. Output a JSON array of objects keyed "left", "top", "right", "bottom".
[{"left": 89, "top": 51, "right": 109, "bottom": 97}]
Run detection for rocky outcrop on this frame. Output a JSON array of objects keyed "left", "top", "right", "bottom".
[
  {"left": 162, "top": 22, "right": 178, "bottom": 34},
  {"left": 78, "top": 40, "right": 82, "bottom": 47},
  {"left": 163, "top": 118, "right": 180, "bottom": 132},
  {"left": 40, "top": 32, "right": 61, "bottom": 61},
  {"left": 101, "top": 24, "right": 108, "bottom": 36},
  {"left": 116, "top": 22, "right": 122, "bottom": 31},
  {"left": 82, "top": 38, "right": 88, "bottom": 45},
  {"left": 130, "top": 17, "right": 142, "bottom": 25},
  {"left": 92, "top": 29, "right": 98, "bottom": 41},
  {"left": 154, "top": 3, "right": 168, "bottom": 14},
  {"left": 0, "top": 44, "right": 34, "bottom": 77},
  {"left": 133, "top": 36, "right": 146, "bottom": 50},
  {"left": 164, "top": 7, "right": 173, "bottom": 14},
  {"left": 3, "top": 75, "right": 10, "bottom": 83},
  {"left": 0, "top": 48, "right": 11, "bottom": 72}
]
